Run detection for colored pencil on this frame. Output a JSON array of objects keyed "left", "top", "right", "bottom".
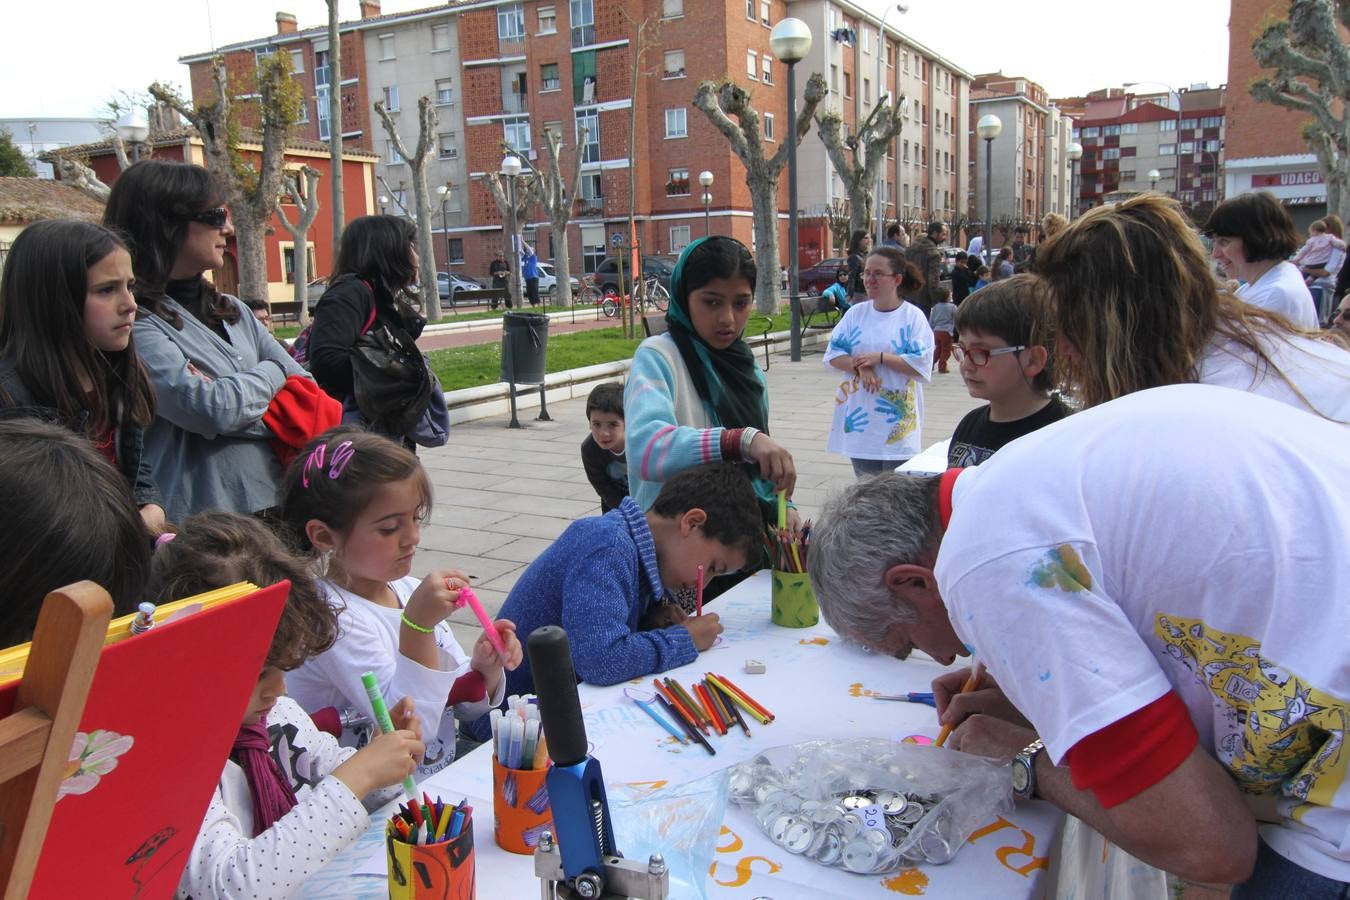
[
  {"left": 934, "top": 659, "right": 983, "bottom": 748},
  {"left": 695, "top": 682, "right": 726, "bottom": 734},
  {"left": 665, "top": 678, "right": 711, "bottom": 728},
  {"left": 695, "top": 564, "right": 705, "bottom": 617},
  {"left": 712, "top": 672, "right": 775, "bottom": 721},
  {"left": 632, "top": 696, "right": 687, "bottom": 743},
  {"left": 654, "top": 693, "right": 715, "bottom": 756},
  {"left": 705, "top": 679, "right": 744, "bottom": 735},
  {"left": 653, "top": 679, "right": 707, "bottom": 735},
  {"left": 706, "top": 674, "right": 769, "bottom": 724}
]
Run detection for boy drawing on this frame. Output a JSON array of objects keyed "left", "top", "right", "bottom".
[
  {"left": 947, "top": 275, "right": 1068, "bottom": 467},
  {"left": 580, "top": 382, "right": 629, "bottom": 513}
]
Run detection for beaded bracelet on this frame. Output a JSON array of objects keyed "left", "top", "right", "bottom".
[{"left": 400, "top": 613, "right": 435, "bottom": 634}]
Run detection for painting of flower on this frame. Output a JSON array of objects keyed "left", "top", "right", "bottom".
[{"left": 58, "top": 729, "right": 134, "bottom": 800}]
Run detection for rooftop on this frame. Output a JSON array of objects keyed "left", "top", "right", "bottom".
[
  {"left": 0, "top": 177, "right": 104, "bottom": 224},
  {"left": 44, "top": 127, "right": 380, "bottom": 160}
]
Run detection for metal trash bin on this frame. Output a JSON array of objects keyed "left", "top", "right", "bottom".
[{"left": 500, "top": 312, "right": 551, "bottom": 427}]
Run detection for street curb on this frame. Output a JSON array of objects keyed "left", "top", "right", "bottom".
[
  {"left": 423, "top": 307, "right": 610, "bottom": 337},
  {"left": 442, "top": 326, "right": 834, "bottom": 425}
]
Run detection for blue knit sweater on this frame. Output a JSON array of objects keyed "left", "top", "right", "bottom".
[{"left": 468, "top": 498, "right": 697, "bottom": 739}]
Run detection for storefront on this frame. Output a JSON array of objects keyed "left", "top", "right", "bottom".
[{"left": 1225, "top": 155, "right": 1327, "bottom": 229}]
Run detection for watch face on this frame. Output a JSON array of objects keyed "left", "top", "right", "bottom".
[{"left": 1011, "top": 759, "right": 1030, "bottom": 794}]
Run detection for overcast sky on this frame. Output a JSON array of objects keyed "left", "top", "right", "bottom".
[{"left": 2, "top": 0, "right": 1231, "bottom": 119}]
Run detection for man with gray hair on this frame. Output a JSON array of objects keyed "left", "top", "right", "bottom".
[{"left": 807, "top": 383, "right": 1349, "bottom": 893}]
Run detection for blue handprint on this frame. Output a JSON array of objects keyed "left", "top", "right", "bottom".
[
  {"left": 843, "top": 406, "right": 869, "bottom": 434},
  {"left": 891, "top": 325, "right": 926, "bottom": 358},
  {"left": 874, "top": 383, "right": 918, "bottom": 444},
  {"left": 830, "top": 325, "right": 862, "bottom": 356}
]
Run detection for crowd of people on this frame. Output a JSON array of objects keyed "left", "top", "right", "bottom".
[{"left": 1, "top": 167, "right": 1347, "bottom": 897}]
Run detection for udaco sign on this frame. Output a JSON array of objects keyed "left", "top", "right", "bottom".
[{"left": 1252, "top": 171, "right": 1325, "bottom": 187}]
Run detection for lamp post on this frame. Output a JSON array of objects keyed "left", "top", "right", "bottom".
[
  {"left": 699, "top": 170, "right": 714, "bottom": 236},
  {"left": 1148, "top": 168, "right": 1161, "bottom": 193},
  {"left": 874, "top": 3, "right": 908, "bottom": 244},
  {"left": 500, "top": 154, "right": 523, "bottom": 310},
  {"left": 436, "top": 183, "right": 453, "bottom": 305},
  {"left": 378, "top": 194, "right": 389, "bottom": 214},
  {"left": 770, "top": 17, "right": 812, "bottom": 363},
  {"left": 115, "top": 108, "right": 149, "bottom": 163},
  {"left": 977, "top": 114, "right": 1002, "bottom": 268},
  {"left": 1067, "top": 142, "right": 1082, "bottom": 220}
]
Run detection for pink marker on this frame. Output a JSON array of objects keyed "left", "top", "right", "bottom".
[{"left": 454, "top": 586, "right": 508, "bottom": 658}]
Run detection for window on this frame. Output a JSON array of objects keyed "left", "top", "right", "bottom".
[
  {"left": 747, "top": 50, "right": 757, "bottom": 79},
  {"left": 436, "top": 78, "right": 453, "bottom": 105},
  {"left": 760, "top": 0, "right": 770, "bottom": 25},
  {"left": 1103, "top": 125, "right": 1120, "bottom": 136},
  {"left": 448, "top": 238, "right": 464, "bottom": 263},
  {"left": 670, "top": 225, "right": 692, "bottom": 251},
  {"left": 378, "top": 34, "right": 395, "bottom": 59},
  {"left": 579, "top": 173, "right": 602, "bottom": 204},
  {"left": 861, "top": 26, "right": 870, "bottom": 53},
  {"left": 498, "top": 3, "right": 525, "bottom": 40},
  {"left": 573, "top": 50, "right": 596, "bottom": 103},
  {"left": 1201, "top": 116, "right": 1222, "bottom": 128},
  {"left": 538, "top": 6, "right": 556, "bottom": 33},
  {"left": 830, "top": 64, "right": 839, "bottom": 93},
  {"left": 582, "top": 224, "right": 605, "bottom": 272},
  {"left": 1203, "top": 139, "right": 1221, "bottom": 152},
  {"left": 1159, "top": 119, "right": 1176, "bottom": 131},
  {"left": 664, "top": 50, "right": 685, "bottom": 78},
  {"left": 1179, "top": 141, "right": 1195, "bottom": 153},
  {"left": 315, "top": 50, "right": 330, "bottom": 140},
  {"left": 1120, "top": 169, "right": 1136, "bottom": 182},
  {"left": 1180, "top": 118, "right": 1197, "bottom": 130},
  {"left": 746, "top": 0, "right": 755, "bottom": 20},
  {"left": 1102, "top": 147, "right": 1121, "bottom": 160},
  {"left": 504, "top": 117, "right": 531, "bottom": 151},
  {"left": 665, "top": 107, "right": 687, "bottom": 138},
  {"left": 386, "top": 140, "right": 404, "bottom": 164},
  {"left": 667, "top": 167, "right": 690, "bottom": 196},
  {"left": 903, "top": 140, "right": 909, "bottom": 164},
  {"left": 863, "top": 78, "right": 870, "bottom": 104},
  {"left": 764, "top": 112, "right": 775, "bottom": 141},
  {"left": 382, "top": 86, "right": 400, "bottom": 111},
  {"left": 430, "top": 24, "right": 451, "bottom": 52},
  {"left": 1081, "top": 126, "right": 1100, "bottom": 138},
  {"left": 438, "top": 133, "right": 458, "bottom": 159},
  {"left": 1158, "top": 167, "right": 1176, "bottom": 178},
  {"left": 576, "top": 110, "right": 599, "bottom": 162},
  {"left": 843, "top": 71, "right": 852, "bottom": 98},
  {"left": 1121, "top": 122, "right": 1138, "bottom": 134},
  {"left": 295, "top": 99, "right": 309, "bottom": 123},
  {"left": 662, "top": 0, "right": 683, "bottom": 17},
  {"left": 254, "top": 46, "right": 275, "bottom": 64},
  {"left": 886, "top": 42, "right": 893, "bottom": 68},
  {"left": 903, "top": 50, "right": 909, "bottom": 73},
  {"left": 289, "top": 49, "right": 305, "bottom": 73},
  {"left": 1159, "top": 143, "right": 1176, "bottom": 156},
  {"left": 541, "top": 63, "right": 560, "bottom": 91},
  {"left": 570, "top": 0, "right": 595, "bottom": 47},
  {"left": 282, "top": 244, "right": 316, "bottom": 284},
  {"left": 762, "top": 54, "right": 772, "bottom": 84}
]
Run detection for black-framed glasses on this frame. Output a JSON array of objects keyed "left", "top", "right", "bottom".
[
  {"left": 952, "top": 343, "right": 1026, "bottom": 366},
  {"left": 186, "top": 207, "right": 231, "bottom": 228}
]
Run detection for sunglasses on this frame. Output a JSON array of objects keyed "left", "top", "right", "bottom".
[{"left": 185, "top": 207, "right": 231, "bottom": 228}]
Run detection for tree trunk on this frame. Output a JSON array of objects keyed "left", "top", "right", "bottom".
[
  {"left": 535, "top": 125, "right": 585, "bottom": 306},
  {"left": 551, "top": 209, "right": 573, "bottom": 304},
  {"left": 234, "top": 215, "right": 269, "bottom": 302},
  {"left": 278, "top": 166, "right": 322, "bottom": 326},
  {"left": 327, "top": 0, "right": 345, "bottom": 258},
  {"left": 747, "top": 168, "right": 781, "bottom": 313},
  {"left": 376, "top": 97, "right": 440, "bottom": 319}
]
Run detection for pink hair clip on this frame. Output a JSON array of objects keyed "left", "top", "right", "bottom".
[
  {"left": 154, "top": 532, "right": 177, "bottom": 550},
  {"left": 302, "top": 440, "right": 356, "bottom": 487}
]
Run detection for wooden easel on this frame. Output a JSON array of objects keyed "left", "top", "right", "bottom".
[{"left": 0, "top": 582, "right": 113, "bottom": 899}]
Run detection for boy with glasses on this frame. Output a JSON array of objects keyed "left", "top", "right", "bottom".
[{"left": 947, "top": 275, "right": 1067, "bottom": 467}]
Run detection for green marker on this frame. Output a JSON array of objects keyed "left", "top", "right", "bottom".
[{"left": 361, "top": 670, "right": 418, "bottom": 798}]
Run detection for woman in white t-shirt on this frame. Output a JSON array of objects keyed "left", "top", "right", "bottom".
[
  {"left": 1204, "top": 191, "right": 1320, "bottom": 328},
  {"left": 823, "top": 247, "right": 935, "bottom": 476},
  {"left": 1034, "top": 193, "right": 1349, "bottom": 423}
]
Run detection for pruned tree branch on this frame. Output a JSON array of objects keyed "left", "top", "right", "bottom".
[
  {"left": 814, "top": 94, "right": 906, "bottom": 234},
  {"left": 277, "top": 165, "right": 323, "bottom": 326},
  {"left": 376, "top": 95, "right": 441, "bottom": 317}
]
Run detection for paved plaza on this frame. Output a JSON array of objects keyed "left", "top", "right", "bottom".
[{"left": 422, "top": 344, "right": 982, "bottom": 647}]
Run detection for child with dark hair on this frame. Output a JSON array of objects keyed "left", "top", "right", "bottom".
[
  {"left": 153, "top": 512, "right": 427, "bottom": 898},
  {"left": 822, "top": 267, "right": 851, "bottom": 312},
  {"left": 928, "top": 287, "right": 957, "bottom": 374},
  {"left": 280, "top": 428, "right": 522, "bottom": 781},
  {"left": 0, "top": 218, "right": 163, "bottom": 533},
  {"left": 0, "top": 418, "right": 152, "bottom": 647},
  {"left": 580, "top": 381, "right": 629, "bottom": 512},
  {"left": 946, "top": 275, "right": 1068, "bottom": 467},
  {"left": 469, "top": 463, "right": 758, "bottom": 738}
]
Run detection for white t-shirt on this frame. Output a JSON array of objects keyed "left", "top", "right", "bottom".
[
  {"left": 1199, "top": 331, "right": 1350, "bottom": 423},
  {"left": 936, "top": 384, "right": 1350, "bottom": 881},
  {"left": 1237, "top": 261, "right": 1319, "bottom": 329},
  {"left": 823, "top": 300, "right": 934, "bottom": 461},
  {"left": 286, "top": 576, "right": 502, "bottom": 780}
]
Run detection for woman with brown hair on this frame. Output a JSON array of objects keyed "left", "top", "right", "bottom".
[
  {"left": 1204, "top": 192, "right": 1319, "bottom": 328},
  {"left": 1034, "top": 193, "right": 1349, "bottom": 422}
]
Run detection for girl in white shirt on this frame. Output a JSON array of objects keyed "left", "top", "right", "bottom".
[
  {"left": 151, "top": 513, "right": 426, "bottom": 900},
  {"left": 281, "top": 428, "right": 524, "bottom": 780}
]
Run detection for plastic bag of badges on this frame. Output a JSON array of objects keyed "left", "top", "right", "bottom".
[{"left": 727, "top": 737, "right": 1013, "bottom": 875}]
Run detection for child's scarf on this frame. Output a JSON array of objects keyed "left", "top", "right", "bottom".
[{"left": 232, "top": 719, "right": 298, "bottom": 836}]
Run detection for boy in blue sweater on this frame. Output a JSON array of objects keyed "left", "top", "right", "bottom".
[{"left": 470, "top": 463, "right": 760, "bottom": 731}]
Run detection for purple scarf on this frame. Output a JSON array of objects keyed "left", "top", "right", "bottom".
[{"left": 232, "top": 719, "right": 298, "bottom": 836}]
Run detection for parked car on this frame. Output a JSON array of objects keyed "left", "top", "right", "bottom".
[
  {"left": 437, "top": 271, "right": 484, "bottom": 300},
  {"left": 305, "top": 277, "right": 329, "bottom": 314},
  {"left": 593, "top": 255, "right": 677, "bottom": 296},
  {"left": 536, "top": 262, "right": 580, "bottom": 302},
  {"left": 797, "top": 257, "right": 848, "bottom": 295}
]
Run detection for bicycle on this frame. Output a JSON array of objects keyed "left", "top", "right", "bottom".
[{"left": 595, "top": 276, "right": 670, "bottom": 318}]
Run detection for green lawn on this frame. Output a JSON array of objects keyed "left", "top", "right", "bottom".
[{"left": 275, "top": 302, "right": 593, "bottom": 341}]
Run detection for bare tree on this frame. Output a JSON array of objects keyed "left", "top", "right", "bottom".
[
  {"left": 50, "top": 155, "right": 111, "bottom": 202},
  {"left": 536, "top": 125, "right": 586, "bottom": 304},
  {"left": 151, "top": 51, "right": 302, "bottom": 302},
  {"left": 814, "top": 96, "right": 906, "bottom": 237},
  {"left": 1250, "top": 0, "right": 1350, "bottom": 222},
  {"left": 693, "top": 73, "right": 828, "bottom": 313},
  {"left": 826, "top": 198, "right": 852, "bottom": 257},
  {"left": 617, "top": 7, "right": 662, "bottom": 337},
  {"left": 375, "top": 174, "right": 412, "bottom": 217},
  {"left": 479, "top": 157, "right": 542, "bottom": 308},
  {"left": 375, "top": 95, "right": 441, "bottom": 319},
  {"left": 277, "top": 165, "right": 322, "bottom": 326},
  {"left": 325, "top": 0, "right": 345, "bottom": 256}
]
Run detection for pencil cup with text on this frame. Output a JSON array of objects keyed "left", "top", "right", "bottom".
[
  {"left": 385, "top": 795, "right": 475, "bottom": 899},
  {"left": 490, "top": 694, "right": 553, "bottom": 854}
]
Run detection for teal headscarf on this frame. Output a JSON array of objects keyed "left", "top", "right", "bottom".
[{"left": 665, "top": 236, "right": 768, "bottom": 433}]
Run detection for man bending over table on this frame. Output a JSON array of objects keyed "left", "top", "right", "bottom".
[{"left": 807, "top": 383, "right": 1349, "bottom": 896}]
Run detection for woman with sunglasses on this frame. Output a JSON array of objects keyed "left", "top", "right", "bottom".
[
  {"left": 823, "top": 246, "right": 935, "bottom": 477},
  {"left": 105, "top": 160, "right": 310, "bottom": 521}
]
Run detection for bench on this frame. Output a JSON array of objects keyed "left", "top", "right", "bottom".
[
  {"left": 269, "top": 301, "right": 303, "bottom": 325},
  {"left": 446, "top": 288, "right": 507, "bottom": 310},
  {"left": 797, "top": 294, "right": 839, "bottom": 330}
]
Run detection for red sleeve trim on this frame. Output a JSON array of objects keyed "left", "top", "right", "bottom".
[
  {"left": 938, "top": 468, "right": 962, "bottom": 529},
  {"left": 447, "top": 670, "right": 487, "bottom": 706},
  {"left": 1065, "top": 690, "right": 1198, "bottom": 809}
]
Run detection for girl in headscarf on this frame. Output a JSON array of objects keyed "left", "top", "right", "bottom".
[{"left": 624, "top": 236, "right": 797, "bottom": 530}]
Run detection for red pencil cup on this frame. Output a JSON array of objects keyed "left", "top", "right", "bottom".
[
  {"left": 492, "top": 756, "right": 553, "bottom": 854},
  {"left": 385, "top": 818, "right": 475, "bottom": 899}
]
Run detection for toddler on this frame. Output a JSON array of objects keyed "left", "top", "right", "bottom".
[{"left": 580, "top": 382, "right": 629, "bottom": 513}]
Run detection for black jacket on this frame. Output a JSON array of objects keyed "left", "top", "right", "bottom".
[{"left": 308, "top": 274, "right": 427, "bottom": 400}]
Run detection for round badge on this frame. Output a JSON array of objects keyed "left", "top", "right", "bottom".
[
  {"left": 841, "top": 794, "right": 873, "bottom": 810},
  {"left": 814, "top": 829, "right": 843, "bottom": 865},
  {"left": 769, "top": 814, "right": 800, "bottom": 847},
  {"left": 896, "top": 803, "right": 924, "bottom": 825},
  {"left": 841, "top": 838, "right": 879, "bottom": 873},
  {"left": 783, "top": 820, "right": 814, "bottom": 854}
]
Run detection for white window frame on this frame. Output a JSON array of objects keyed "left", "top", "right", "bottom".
[
  {"left": 664, "top": 107, "right": 687, "bottom": 139},
  {"left": 576, "top": 110, "right": 600, "bottom": 163},
  {"left": 760, "top": 0, "right": 770, "bottom": 25},
  {"left": 498, "top": 3, "right": 525, "bottom": 40},
  {"left": 764, "top": 112, "right": 775, "bottom": 142},
  {"left": 670, "top": 224, "right": 692, "bottom": 252},
  {"left": 436, "top": 78, "right": 454, "bottom": 105},
  {"left": 541, "top": 63, "right": 560, "bottom": 92},
  {"left": 662, "top": 0, "right": 683, "bottom": 18},
  {"left": 378, "top": 34, "right": 395, "bottom": 60},
  {"left": 438, "top": 132, "right": 458, "bottom": 159},
  {"left": 761, "top": 54, "right": 772, "bottom": 84},
  {"left": 431, "top": 24, "right": 451, "bottom": 52},
  {"left": 504, "top": 117, "right": 532, "bottom": 152},
  {"left": 664, "top": 49, "right": 685, "bottom": 79},
  {"left": 289, "top": 49, "right": 305, "bottom": 73},
  {"left": 382, "top": 86, "right": 399, "bottom": 112},
  {"left": 386, "top": 140, "right": 404, "bottom": 164},
  {"left": 538, "top": 6, "right": 557, "bottom": 34},
  {"left": 746, "top": 49, "right": 757, "bottom": 80}
]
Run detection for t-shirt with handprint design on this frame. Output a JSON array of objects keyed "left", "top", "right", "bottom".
[{"left": 822, "top": 299, "right": 934, "bottom": 462}]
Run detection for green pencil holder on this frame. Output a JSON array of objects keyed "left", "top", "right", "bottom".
[{"left": 771, "top": 570, "right": 819, "bottom": 628}]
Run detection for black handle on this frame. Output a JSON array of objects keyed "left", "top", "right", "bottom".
[{"left": 526, "top": 626, "right": 588, "bottom": 767}]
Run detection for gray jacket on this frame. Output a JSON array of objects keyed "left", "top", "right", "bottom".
[{"left": 134, "top": 295, "right": 309, "bottom": 522}]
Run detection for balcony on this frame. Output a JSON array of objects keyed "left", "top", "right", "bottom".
[{"left": 575, "top": 198, "right": 604, "bottom": 217}]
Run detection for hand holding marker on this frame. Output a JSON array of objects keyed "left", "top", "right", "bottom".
[{"left": 362, "top": 671, "right": 419, "bottom": 798}]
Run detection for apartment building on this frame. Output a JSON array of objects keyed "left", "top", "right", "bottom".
[{"left": 968, "top": 74, "right": 1075, "bottom": 234}]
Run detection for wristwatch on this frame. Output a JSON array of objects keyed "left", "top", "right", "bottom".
[{"left": 1011, "top": 738, "right": 1045, "bottom": 800}]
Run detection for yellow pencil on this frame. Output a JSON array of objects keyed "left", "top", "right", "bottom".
[
  {"left": 934, "top": 660, "right": 983, "bottom": 748},
  {"left": 705, "top": 673, "right": 771, "bottom": 724}
]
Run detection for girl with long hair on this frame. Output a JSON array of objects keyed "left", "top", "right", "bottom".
[{"left": 0, "top": 218, "right": 163, "bottom": 532}]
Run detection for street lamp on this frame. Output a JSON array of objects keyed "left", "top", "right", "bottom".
[
  {"left": 770, "top": 17, "right": 812, "bottom": 363},
  {"left": 436, "top": 183, "right": 453, "bottom": 303},
  {"left": 977, "top": 114, "right": 1002, "bottom": 267},
  {"left": 1067, "top": 142, "right": 1082, "bottom": 220},
  {"left": 378, "top": 194, "right": 390, "bottom": 214},
  {"left": 1148, "top": 168, "right": 1161, "bottom": 192},
  {"left": 501, "top": 154, "right": 523, "bottom": 310},
  {"left": 115, "top": 108, "right": 149, "bottom": 163},
  {"left": 699, "top": 170, "right": 714, "bottom": 236},
  {"left": 874, "top": 3, "right": 908, "bottom": 245}
]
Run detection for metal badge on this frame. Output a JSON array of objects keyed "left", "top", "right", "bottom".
[
  {"left": 841, "top": 838, "right": 880, "bottom": 873},
  {"left": 840, "top": 794, "right": 873, "bottom": 810},
  {"left": 876, "top": 791, "right": 907, "bottom": 815}
]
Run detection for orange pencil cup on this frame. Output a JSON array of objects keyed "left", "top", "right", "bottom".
[
  {"left": 492, "top": 756, "right": 554, "bottom": 854},
  {"left": 385, "top": 819, "right": 476, "bottom": 900}
]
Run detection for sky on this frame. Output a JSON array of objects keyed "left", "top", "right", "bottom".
[{"left": 1, "top": 0, "right": 1231, "bottom": 119}]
